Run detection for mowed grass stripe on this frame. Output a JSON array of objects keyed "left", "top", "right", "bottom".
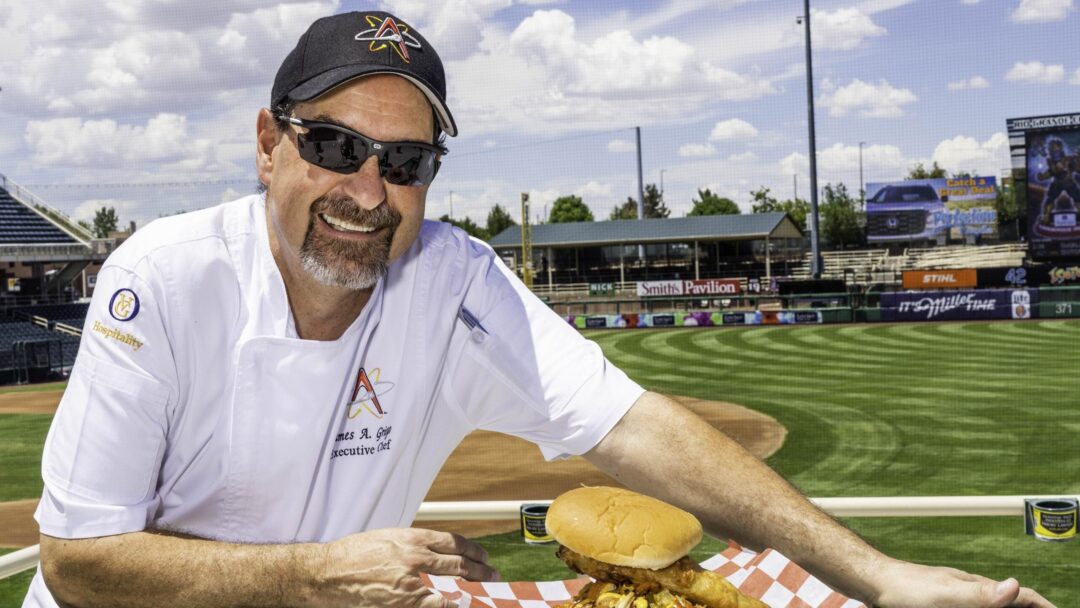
[{"left": 585, "top": 320, "right": 1078, "bottom": 602}]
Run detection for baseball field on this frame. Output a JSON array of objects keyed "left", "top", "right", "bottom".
[{"left": 1, "top": 320, "right": 1077, "bottom": 606}]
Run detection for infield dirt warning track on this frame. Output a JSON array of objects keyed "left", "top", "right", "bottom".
[{"left": 0, "top": 391, "right": 785, "bottom": 546}]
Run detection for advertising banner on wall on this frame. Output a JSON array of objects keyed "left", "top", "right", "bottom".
[
  {"left": 902, "top": 269, "right": 978, "bottom": 290},
  {"left": 880, "top": 289, "right": 1040, "bottom": 321},
  {"left": 1048, "top": 265, "right": 1080, "bottom": 285},
  {"left": 636, "top": 279, "right": 742, "bottom": 297},
  {"left": 1026, "top": 130, "right": 1080, "bottom": 259},
  {"left": 866, "top": 177, "right": 998, "bottom": 243}
]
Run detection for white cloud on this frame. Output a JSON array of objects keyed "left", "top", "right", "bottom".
[
  {"left": 818, "top": 79, "right": 917, "bottom": 118},
  {"left": 377, "top": 0, "right": 513, "bottom": 59},
  {"left": 608, "top": 139, "right": 637, "bottom": 153},
  {"left": 25, "top": 113, "right": 212, "bottom": 167},
  {"left": 573, "top": 180, "right": 613, "bottom": 198},
  {"left": 817, "top": 143, "right": 910, "bottom": 173},
  {"left": 948, "top": 75, "right": 990, "bottom": 90},
  {"left": 810, "top": 7, "right": 886, "bottom": 50},
  {"left": 727, "top": 151, "right": 757, "bottom": 162},
  {"left": 509, "top": 10, "right": 695, "bottom": 94},
  {"left": 709, "top": 119, "right": 759, "bottom": 141},
  {"left": 1012, "top": 0, "right": 1073, "bottom": 23},
  {"left": 1005, "top": 61, "right": 1065, "bottom": 84},
  {"left": 701, "top": 65, "right": 778, "bottom": 101},
  {"left": 780, "top": 152, "right": 809, "bottom": 177},
  {"left": 931, "top": 132, "right": 1010, "bottom": 176},
  {"left": 961, "top": 0, "right": 982, "bottom": 4},
  {"left": 679, "top": 143, "right": 716, "bottom": 157}
]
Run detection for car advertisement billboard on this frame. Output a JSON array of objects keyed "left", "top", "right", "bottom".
[
  {"left": 1026, "top": 130, "right": 1080, "bottom": 259},
  {"left": 865, "top": 177, "right": 997, "bottom": 243}
]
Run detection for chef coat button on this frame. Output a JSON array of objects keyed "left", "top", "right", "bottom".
[{"left": 470, "top": 331, "right": 486, "bottom": 344}]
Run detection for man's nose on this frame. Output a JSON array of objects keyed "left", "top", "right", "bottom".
[{"left": 338, "top": 154, "right": 386, "bottom": 210}]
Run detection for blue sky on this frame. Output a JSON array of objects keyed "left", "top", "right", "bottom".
[{"left": 0, "top": 0, "right": 1077, "bottom": 227}]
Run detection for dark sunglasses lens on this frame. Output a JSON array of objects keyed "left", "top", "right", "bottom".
[
  {"left": 298, "top": 127, "right": 365, "bottom": 173},
  {"left": 381, "top": 145, "right": 439, "bottom": 186}
]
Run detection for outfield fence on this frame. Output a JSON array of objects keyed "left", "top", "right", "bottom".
[{"left": 3, "top": 495, "right": 1075, "bottom": 581}]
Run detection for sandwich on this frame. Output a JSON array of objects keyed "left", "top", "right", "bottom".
[{"left": 547, "top": 486, "right": 767, "bottom": 608}]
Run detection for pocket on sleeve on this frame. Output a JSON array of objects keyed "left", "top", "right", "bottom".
[{"left": 43, "top": 355, "right": 170, "bottom": 506}]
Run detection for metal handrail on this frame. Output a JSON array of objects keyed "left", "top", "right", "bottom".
[
  {"left": 1, "top": 494, "right": 1073, "bottom": 581},
  {"left": 0, "top": 173, "right": 95, "bottom": 244}
]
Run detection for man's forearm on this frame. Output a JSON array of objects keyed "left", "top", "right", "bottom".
[
  {"left": 585, "top": 392, "right": 885, "bottom": 604},
  {"left": 40, "top": 530, "right": 323, "bottom": 607}
]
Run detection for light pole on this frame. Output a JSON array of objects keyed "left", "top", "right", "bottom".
[
  {"left": 448, "top": 190, "right": 454, "bottom": 220},
  {"left": 858, "top": 142, "right": 866, "bottom": 207},
  {"left": 797, "top": 1, "right": 822, "bottom": 279},
  {"left": 660, "top": 169, "right": 666, "bottom": 202}
]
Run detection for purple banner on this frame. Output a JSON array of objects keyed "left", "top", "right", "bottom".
[{"left": 880, "top": 289, "right": 1040, "bottom": 321}]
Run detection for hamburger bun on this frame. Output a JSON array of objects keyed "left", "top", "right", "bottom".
[{"left": 546, "top": 486, "right": 702, "bottom": 570}]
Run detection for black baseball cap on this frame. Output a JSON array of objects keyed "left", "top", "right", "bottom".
[{"left": 272, "top": 11, "right": 458, "bottom": 137}]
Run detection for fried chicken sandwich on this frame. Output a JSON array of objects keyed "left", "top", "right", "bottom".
[{"left": 547, "top": 487, "right": 766, "bottom": 608}]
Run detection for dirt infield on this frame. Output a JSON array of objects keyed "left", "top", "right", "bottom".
[
  {"left": 0, "top": 392, "right": 785, "bottom": 545},
  {"left": 0, "top": 390, "right": 62, "bottom": 415}
]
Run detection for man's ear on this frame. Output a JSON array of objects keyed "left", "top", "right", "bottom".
[{"left": 256, "top": 108, "right": 282, "bottom": 189}]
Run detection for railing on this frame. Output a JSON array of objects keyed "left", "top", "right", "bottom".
[
  {"left": 0, "top": 173, "right": 95, "bottom": 244},
  {"left": 2, "top": 495, "right": 1073, "bottom": 580}
]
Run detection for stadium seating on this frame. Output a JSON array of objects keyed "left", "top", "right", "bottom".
[
  {"left": 898, "top": 243, "right": 1027, "bottom": 270},
  {"left": 9, "top": 303, "right": 89, "bottom": 328},
  {"left": 0, "top": 186, "right": 80, "bottom": 244},
  {"left": 792, "top": 243, "right": 1029, "bottom": 284},
  {"left": 0, "top": 320, "right": 80, "bottom": 377},
  {"left": 790, "top": 249, "right": 890, "bottom": 282}
]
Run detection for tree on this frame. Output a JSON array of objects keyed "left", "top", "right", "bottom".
[
  {"left": 906, "top": 161, "right": 947, "bottom": 180},
  {"left": 820, "top": 183, "right": 865, "bottom": 248},
  {"left": 995, "top": 179, "right": 1021, "bottom": 226},
  {"left": 92, "top": 206, "right": 119, "bottom": 238},
  {"left": 549, "top": 195, "right": 594, "bottom": 223},
  {"left": 688, "top": 188, "right": 740, "bottom": 216},
  {"left": 485, "top": 204, "right": 517, "bottom": 239},
  {"left": 609, "top": 198, "right": 637, "bottom": 220},
  {"left": 750, "top": 186, "right": 809, "bottom": 232},
  {"left": 609, "top": 183, "right": 669, "bottom": 220},
  {"left": 439, "top": 214, "right": 489, "bottom": 240}
]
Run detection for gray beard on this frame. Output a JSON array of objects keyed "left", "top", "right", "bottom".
[{"left": 298, "top": 197, "right": 399, "bottom": 290}]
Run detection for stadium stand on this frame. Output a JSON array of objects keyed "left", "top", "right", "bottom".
[
  {"left": 0, "top": 320, "right": 79, "bottom": 384},
  {"left": 8, "top": 303, "right": 89, "bottom": 328},
  {"left": 792, "top": 243, "right": 1028, "bottom": 284},
  {"left": 898, "top": 243, "right": 1027, "bottom": 270},
  {"left": 0, "top": 186, "right": 81, "bottom": 244},
  {"left": 790, "top": 249, "right": 890, "bottom": 282}
]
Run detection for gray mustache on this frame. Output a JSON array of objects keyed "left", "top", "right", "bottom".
[{"left": 312, "top": 197, "right": 400, "bottom": 229}]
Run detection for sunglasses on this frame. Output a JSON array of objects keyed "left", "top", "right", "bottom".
[{"left": 277, "top": 115, "right": 447, "bottom": 187}]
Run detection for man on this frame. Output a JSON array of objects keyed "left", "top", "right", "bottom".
[{"left": 28, "top": 10, "right": 1052, "bottom": 608}]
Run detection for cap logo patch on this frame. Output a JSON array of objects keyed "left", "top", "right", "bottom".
[{"left": 355, "top": 15, "right": 421, "bottom": 63}]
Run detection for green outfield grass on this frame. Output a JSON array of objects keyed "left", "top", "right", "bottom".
[
  {"left": 0, "top": 415, "right": 52, "bottom": 502},
  {"left": 577, "top": 320, "right": 1079, "bottom": 605},
  {"left": 1, "top": 321, "right": 1077, "bottom": 605}
]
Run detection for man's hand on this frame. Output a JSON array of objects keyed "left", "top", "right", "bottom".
[
  {"left": 308, "top": 528, "right": 501, "bottom": 608},
  {"left": 873, "top": 560, "right": 1055, "bottom": 608}
]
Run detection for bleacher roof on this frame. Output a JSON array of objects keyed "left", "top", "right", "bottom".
[
  {"left": 0, "top": 187, "right": 81, "bottom": 244},
  {"left": 489, "top": 213, "right": 801, "bottom": 249}
]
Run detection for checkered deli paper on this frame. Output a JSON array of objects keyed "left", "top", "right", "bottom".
[{"left": 422, "top": 542, "right": 866, "bottom": 608}]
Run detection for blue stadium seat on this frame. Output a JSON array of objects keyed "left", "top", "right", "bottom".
[{"left": 0, "top": 188, "right": 80, "bottom": 244}]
